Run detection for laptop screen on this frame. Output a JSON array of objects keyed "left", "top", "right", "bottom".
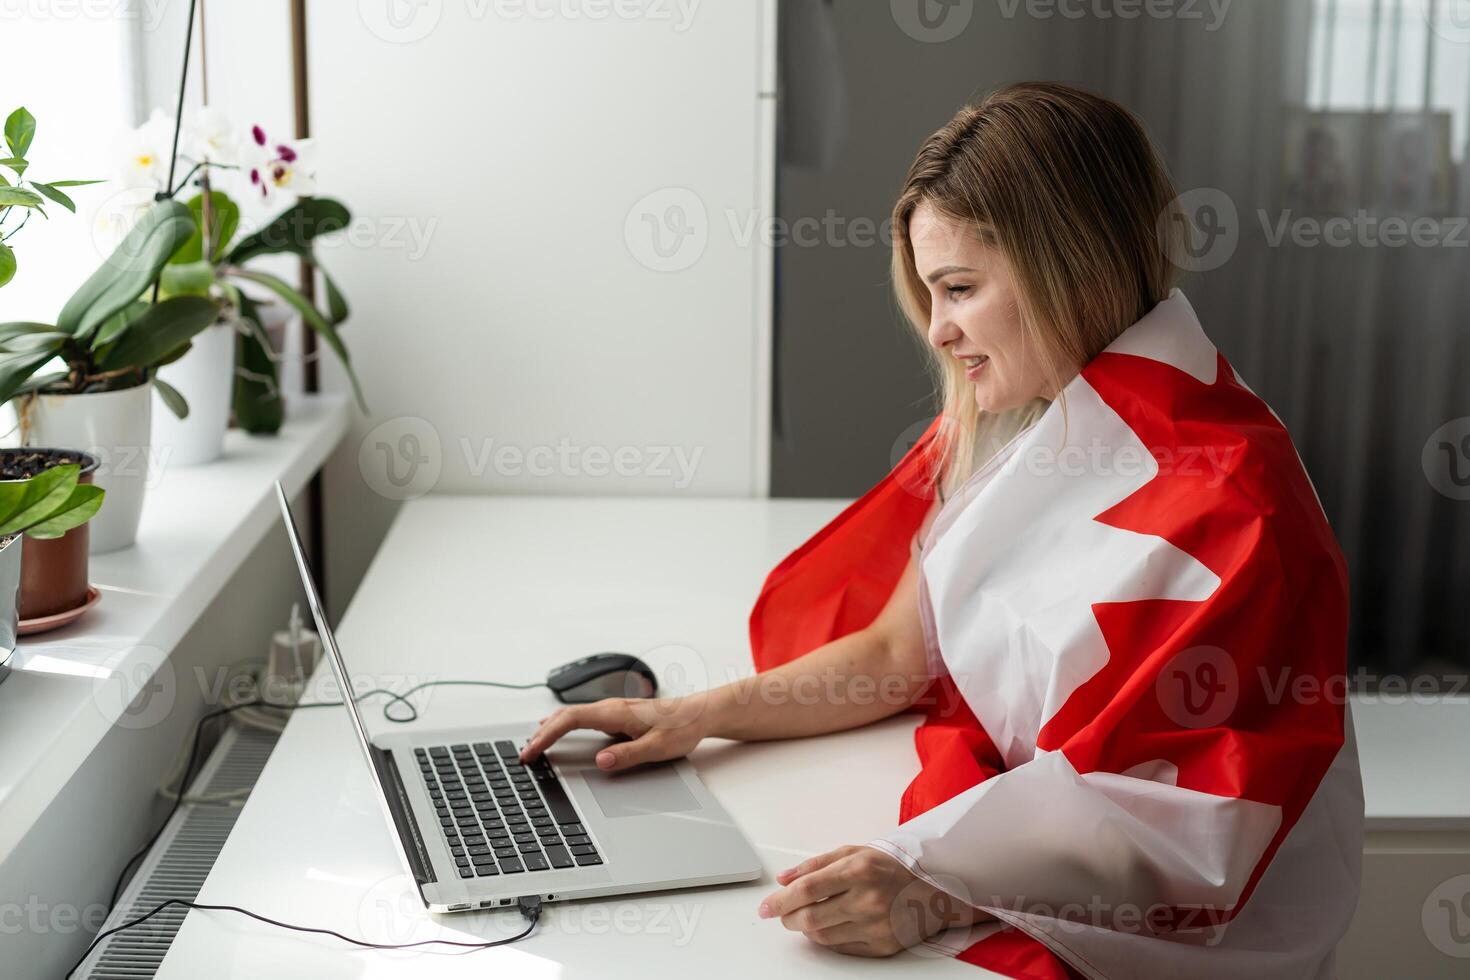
[{"left": 273, "top": 482, "right": 391, "bottom": 797}]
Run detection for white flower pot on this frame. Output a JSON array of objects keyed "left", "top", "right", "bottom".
[
  {"left": 152, "top": 318, "right": 235, "bottom": 467},
  {"left": 24, "top": 385, "right": 154, "bottom": 553}
]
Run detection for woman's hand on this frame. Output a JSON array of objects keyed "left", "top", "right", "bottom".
[
  {"left": 518, "top": 694, "right": 710, "bottom": 771},
  {"left": 758, "top": 844, "right": 988, "bottom": 957}
]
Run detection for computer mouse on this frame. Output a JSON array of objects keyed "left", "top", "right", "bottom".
[{"left": 547, "top": 653, "right": 658, "bottom": 704}]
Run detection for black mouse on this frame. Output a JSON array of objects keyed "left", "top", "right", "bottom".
[{"left": 547, "top": 653, "right": 658, "bottom": 704}]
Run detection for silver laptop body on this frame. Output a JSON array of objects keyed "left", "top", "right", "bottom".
[{"left": 275, "top": 483, "right": 762, "bottom": 913}]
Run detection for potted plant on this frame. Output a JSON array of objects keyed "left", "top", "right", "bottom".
[
  {"left": 117, "top": 110, "right": 363, "bottom": 455},
  {"left": 0, "top": 106, "right": 100, "bottom": 289},
  {"left": 0, "top": 198, "right": 222, "bottom": 552},
  {"left": 0, "top": 462, "right": 105, "bottom": 686}
]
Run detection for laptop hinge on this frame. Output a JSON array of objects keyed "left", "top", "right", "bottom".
[{"left": 371, "top": 744, "right": 437, "bottom": 886}]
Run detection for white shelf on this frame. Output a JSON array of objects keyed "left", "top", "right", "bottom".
[
  {"left": 0, "top": 394, "right": 350, "bottom": 863},
  {"left": 1354, "top": 694, "right": 1470, "bottom": 832}
]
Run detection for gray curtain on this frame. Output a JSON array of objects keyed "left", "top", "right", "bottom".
[{"left": 773, "top": 0, "right": 1470, "bottom": 679}]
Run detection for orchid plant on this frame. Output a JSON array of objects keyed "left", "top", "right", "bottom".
[
  {"left": 0, "top": 200, "right": 223, "bottom": 413},
  {"left": 0, "top": 107, "right": 101, "bottom": 289},
  {"left": 117, "top": 109, "right": 362, "bottom": 433}
]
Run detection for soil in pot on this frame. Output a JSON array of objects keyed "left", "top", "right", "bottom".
[{"left": 0, "top": 449, "right": 99, "bottom": 620}]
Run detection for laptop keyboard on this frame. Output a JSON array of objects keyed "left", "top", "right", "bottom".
[{"left": 416, "top": 741, "right": 603, "bottom": 879}]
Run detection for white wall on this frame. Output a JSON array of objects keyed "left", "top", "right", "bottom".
[{"left": 303, "top": 3, "right": 775, "bottom": 616}]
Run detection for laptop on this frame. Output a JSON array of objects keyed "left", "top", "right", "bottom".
[{"left": 274, "top": 482, "right": 763, "bottom": 913}]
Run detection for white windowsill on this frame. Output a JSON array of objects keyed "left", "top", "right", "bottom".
[{"left": 0, "top": 393, "right": 350, "bottom": 864}]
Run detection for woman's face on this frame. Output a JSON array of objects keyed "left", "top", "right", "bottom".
[{"left": 909, "top": 202, "right": 1073, "bottom": 412}]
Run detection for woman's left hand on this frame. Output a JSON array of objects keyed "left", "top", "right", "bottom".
[{"left": 757, "top": 844, "right": 987, "bottom": 957}]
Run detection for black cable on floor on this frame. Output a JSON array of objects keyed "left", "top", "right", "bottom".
[{"left": 66, "top": 895, "right": 542, "bottom": 979}]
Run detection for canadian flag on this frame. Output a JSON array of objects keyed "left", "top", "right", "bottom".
[{"left": 749, "top": 292, "right": 1363, "bottom": 979}]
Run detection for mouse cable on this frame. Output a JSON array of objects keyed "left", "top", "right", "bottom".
[
  {"left": 66, "top": 895, "right": 542, "bottom": 979},
  {"left": 111, "top": 680, "right": 546, "bottom": 908}
]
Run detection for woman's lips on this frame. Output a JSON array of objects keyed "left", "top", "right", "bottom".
[{"left": 965, "top": 356, "right": 989, "bottom": 381}]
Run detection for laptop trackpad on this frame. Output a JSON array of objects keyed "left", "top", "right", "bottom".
[{"left": 582, "top": 764, "right": 701, "bottom": 819}]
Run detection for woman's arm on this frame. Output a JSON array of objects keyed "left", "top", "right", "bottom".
[
  {"left": 707, "top": 552, "right": 928, "bottom": 741},
  {"left": 519, "top": 549, "right": 930, "bottom": 770}
]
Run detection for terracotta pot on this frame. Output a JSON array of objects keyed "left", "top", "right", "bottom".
[{"left": 0, "top": 449, "right": 99, "bottom": 619}]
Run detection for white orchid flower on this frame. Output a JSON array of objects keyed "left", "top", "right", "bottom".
[
  {"left": 116, "top": 108, "right": 175, "bottom": 190},
  {"left": 184, "top": 105, "right": 237, "bottom": 165}
]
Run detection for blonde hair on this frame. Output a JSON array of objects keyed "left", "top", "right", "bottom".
[{"left": 892, "top": 82, "right": 1184, "bottom": 499}]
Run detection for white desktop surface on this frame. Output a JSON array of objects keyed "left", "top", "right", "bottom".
[{"left": 156, "top": 495, "right": 994, "bottom": 978}]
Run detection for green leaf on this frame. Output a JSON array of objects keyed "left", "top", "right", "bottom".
[
  {"left": 58, "top": 199, "right": 196, "bottom": 343},
  {"left": 226, "top": 197, "right": 350, "bottom": 263},
  {"left": 159, "top": 259, "right": 215, "bottom": 296},
  {"left": 89, "top": 302, "right": 145, "bottom": 350},
  {"left": 26, "top": 483, "right": 105, "bottom": 539},
  {"left": 228, "top": 267, "right": 365, "bottom": 411},
  {"left": 0, "top": 187, "right": 43, "bottom": 208},
  {"left": 310, "top": 259, "right": 350, "bottom": 324},
  {"left": 154, "top": 339, "right": 193, "bottom": 368},
  {"left": 0, "top": 330, "right": 70, "bottom": 353},
  {"left": 0, "top": 244, "right": 13, "bottom": 288},
  {"left": 0, "top": 157, "right": 26, "bottom": 178},
  {"left": 95, "top": 295, "right": 220, "bottom": 373},
  {"left": 152, "top": 375, "right": 188, "bottom": 420},
  {"left": 232, "top": 293, "right": 283, "bottom": 434},
  {"left": 0, "top": 321, "right": 62, "bottom": 342},
  {"left": 31, "top": 182, "right": 76, "bottom": 213},
  {"left": 0, "top": 462, "right": 77, "bottom": 536},
  {"left": 0, "top": 341, "right": 66, "bottom": 404},
  {"left": 45, "top": 179, "right": 102, "bottom": 188},
  {"left": 171, "top": 191, "right": 240, "bottom": 265},
  {"left": 4, "top": 108, "right": 36, "bottom": 159}
]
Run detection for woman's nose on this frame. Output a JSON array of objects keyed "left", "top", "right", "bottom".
[{"left": 928, "top": 311, "right": 959, "bottom": 351}]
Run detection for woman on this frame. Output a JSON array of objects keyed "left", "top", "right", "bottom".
[{"left": 521, "top": 83, "right": 1363, "bottom": 979}]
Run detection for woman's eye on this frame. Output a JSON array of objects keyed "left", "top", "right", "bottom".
[{"left": 946, "top": 284, "right": 970, "bottom": 298}]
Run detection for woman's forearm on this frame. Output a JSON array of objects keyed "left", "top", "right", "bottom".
[{"left": 698, "top": 626, "right": 925, "bottom": 742}]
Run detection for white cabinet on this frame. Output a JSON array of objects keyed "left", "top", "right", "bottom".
[{"left": 305, "top": 2, "right": 777, "bottom": 496}]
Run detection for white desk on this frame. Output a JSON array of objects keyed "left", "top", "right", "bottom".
[
  {"left": 156, "top": 496, "right": 994, "bottom": 978},
  {"left": 153, "top": 495, "right": 1470, "bottom": 978}
]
